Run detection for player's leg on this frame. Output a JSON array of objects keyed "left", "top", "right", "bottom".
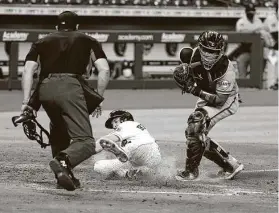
[
  {"left": 94, "top": 159, "right": 133, "bottom": 179},
  {"left": 40, "top": 76, "right": 95, "bottom": 191},
  {"left": 203, "top": 139, "right": 244, "bottom": 179},
  {"left": 48, "top": 121, "right": 82, "bottom": 189},
  {"left": 130, "top": 143, "right": 162, "bottom": 168},
  {"left": 176, "top": 107, "right": 211, "bottom": 181},
  {"left": 202, "top": 95, "right": 244, "bottom": 179},
  {"left": 128, "top": 143, "right": 162, "bottom": 179},
  {"left": 49, "top": 121, "right": 70, "bottom": 158}
]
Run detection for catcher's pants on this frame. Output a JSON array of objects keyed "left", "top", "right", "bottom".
[
  {"left": 39, "top": 75, "right": 96, "bottom": 168},
  {"left": 94, "top": 143, "right": 161, "bottom": 177},
  {"left": 195, "top": 94, "right": 239, "bottom": 132}
]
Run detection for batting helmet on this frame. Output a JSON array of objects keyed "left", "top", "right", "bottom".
[{"left": 105, "top": 110, "right": 134, "bottom": 129}]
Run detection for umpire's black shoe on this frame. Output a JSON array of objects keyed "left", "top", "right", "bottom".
[
  {"left": 50, "top": 158, "right": 76, "bottom": 191},
  {"left": 56, "top": 177, "right": 81, "bottom": 189}
]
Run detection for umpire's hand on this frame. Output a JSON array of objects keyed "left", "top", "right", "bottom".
[
  {"left": 92, "top": 103, "right": 103, "bottom": 118},
  {"left": 20, "top": 104, "right": 37, "bottom": 118}
]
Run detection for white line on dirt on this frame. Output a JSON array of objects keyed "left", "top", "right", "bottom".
[
  {"left": 85, "top": 188, "right": 277, "bottom": 196},
  {"left": 26, "top": 183, "right": 276, "bottom": 196},
  {"left": 86, "top": 189, "right": 233, "bottom": 196},
  {"left": 242, "top": 169, "right": 278, "bottom": 173}
]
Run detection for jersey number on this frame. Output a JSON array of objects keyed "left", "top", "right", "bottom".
[
  {"left": 121, "top": 139, "right": 131, "bottom": 147},
  {"left": 137, "top": 124, "right": 146, "bottom": 131}
]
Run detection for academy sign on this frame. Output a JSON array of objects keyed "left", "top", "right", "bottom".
[
  {"left": 85, "top": 32, "right": 110, "bottom": 42},
  {"left": 117, "top": 34, "right": 154, "bottom": 42},
  {"left": 161, "top": 33, "right": 186, "bottom": 42},
  {"left": 2, "top": 31, "right": 29, "bottom": 41}
]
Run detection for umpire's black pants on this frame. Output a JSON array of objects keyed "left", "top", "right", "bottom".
[{"left": 39, "top": 75, "right": 96, "bottom": 168}]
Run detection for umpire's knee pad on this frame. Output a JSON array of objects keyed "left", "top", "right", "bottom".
[{"left": 185, "top": 108, "right": 211, "bottom": 138}]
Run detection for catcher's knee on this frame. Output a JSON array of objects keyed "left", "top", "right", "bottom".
[{"left": 185, "top": 108, "right": 211, "bottom": 138}]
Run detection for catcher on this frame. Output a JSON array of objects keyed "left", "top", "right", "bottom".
[
  {"left": 94, "top": 110, "right": 162, "bottom": 179},
  {"left": 173, "top": 31, "right": 244, "bottom": 181}
]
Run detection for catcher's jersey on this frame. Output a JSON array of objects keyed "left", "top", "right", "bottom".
[
  {"left": 189, "top": 47, "right": 239, "bottom": 96},
  {"left": 110, "top": 121, "right": 156, "bottom": 153}
]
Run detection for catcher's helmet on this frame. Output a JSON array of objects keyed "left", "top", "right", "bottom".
[
  {"left": 105, "top": 110, "right": 134, "bottom": 129},
  {"left": 198, "top": 31, "right": 226, "bottom": 70}
]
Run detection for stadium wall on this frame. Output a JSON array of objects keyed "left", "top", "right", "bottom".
[{"left": 0, "top": 30, "right": 264, "bottom": 90}]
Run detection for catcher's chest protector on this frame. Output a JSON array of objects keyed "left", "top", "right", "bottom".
[{"left": 190, "top": 50, "right": 229, "bottom": 94}]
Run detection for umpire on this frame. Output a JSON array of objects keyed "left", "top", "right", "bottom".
[{"left": 21, "top": 11, "right": 110, "bottom": 191}]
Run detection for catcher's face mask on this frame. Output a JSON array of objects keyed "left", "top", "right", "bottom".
[{"left": 198, "top": 43, "right": 223, "bottom": 70}]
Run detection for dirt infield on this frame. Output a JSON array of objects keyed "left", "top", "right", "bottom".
[{"left": 0, "top": 90, "right": 277, "bottom": 213}]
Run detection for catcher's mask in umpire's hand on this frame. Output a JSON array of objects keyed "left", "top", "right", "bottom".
[
  {"left": 105, "top": 110, "right": 134, "bottom": 129},
  {"left": 12, "top": 108, "right": 50, "bottom": 149}
]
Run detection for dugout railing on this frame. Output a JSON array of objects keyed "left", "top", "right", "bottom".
[{"left": 0, "top": 30, "right": 264, "bottom": 90}]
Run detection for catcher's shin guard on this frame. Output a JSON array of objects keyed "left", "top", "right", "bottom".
[
  {"left": 184, "top": 109, "right": 210, "bottom": 174},
  {"left": 203, "top": 139, "right": 243, "bottom": 175}
]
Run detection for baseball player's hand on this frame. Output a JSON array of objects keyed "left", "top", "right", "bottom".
[
  {"left": 92, "top": 103, "right": 102, "bottom": 118},
  {"left": 184, "top": 80, "right": 201, "bottom": 97},
  {"left": 21, "top": 104, "right": 30, "bottom": 113},
  {"left": 20, "top": 104, "right": 37, "bottom": 117}
]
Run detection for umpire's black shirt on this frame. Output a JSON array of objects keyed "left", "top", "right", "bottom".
[{"left": 25, "top": 31, "right": 107, "bottom": 77}]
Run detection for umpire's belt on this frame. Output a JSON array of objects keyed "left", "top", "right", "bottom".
[{"left": 47, "top": 73, "right": 80, "bottom": 78}]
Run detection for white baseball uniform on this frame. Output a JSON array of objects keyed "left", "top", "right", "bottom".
[{"left": 94, "top": 121, "right": 162, "bottom": 177}]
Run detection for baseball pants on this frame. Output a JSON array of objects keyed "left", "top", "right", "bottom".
[
  {"left": 195, "top": 94, "right": 239, "bottom": 132},
  {"left": 94, "top": 143, "right": 162, "bottom": 177},
  {"left": 39, "top": 75, "right": 96, "bottom": 168}
]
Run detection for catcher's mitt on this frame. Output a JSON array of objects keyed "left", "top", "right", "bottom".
[{"left": 173, "top": 63, "right": 195, "bottom": 94}]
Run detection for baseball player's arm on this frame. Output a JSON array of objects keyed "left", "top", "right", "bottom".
[
  {"left": 191, "top": 69, "right": 235, "bottom": 106},
  {"left": 22, "top": 43, "right": 39, "bottom": 104},
  {"left": 198, "top": 75, "right": 235, "bottom": 106},
  {"left": 90, "top": 40, "right": 110, "bottom": 97},
  {"left": 198, "top": 91, "right": 229, "bottom": 106},
  {"left": 94, "top": 58, "right": 110, "bottom": 97},
  {"left": 22, "top": 61, "right": 38, "bottom": 104}
]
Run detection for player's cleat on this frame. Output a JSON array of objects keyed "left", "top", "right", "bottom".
[
  {"left": 50, "top": 158, "right": 76, "bottom": 191},
  {"left": 224, "top": 163, "right": 244, "bottom": 180},
  {"left": 125, "top": 169, "right": 142, "bottom": 180},
  {"left": 175, "top": 168, "right": 199, "bottom": 181},
  {"left": 99, "top": 139, "right": 129, "bottom": 163},
  {"left": 217, "top": 163, "right": 244, "bottom": 180}
]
